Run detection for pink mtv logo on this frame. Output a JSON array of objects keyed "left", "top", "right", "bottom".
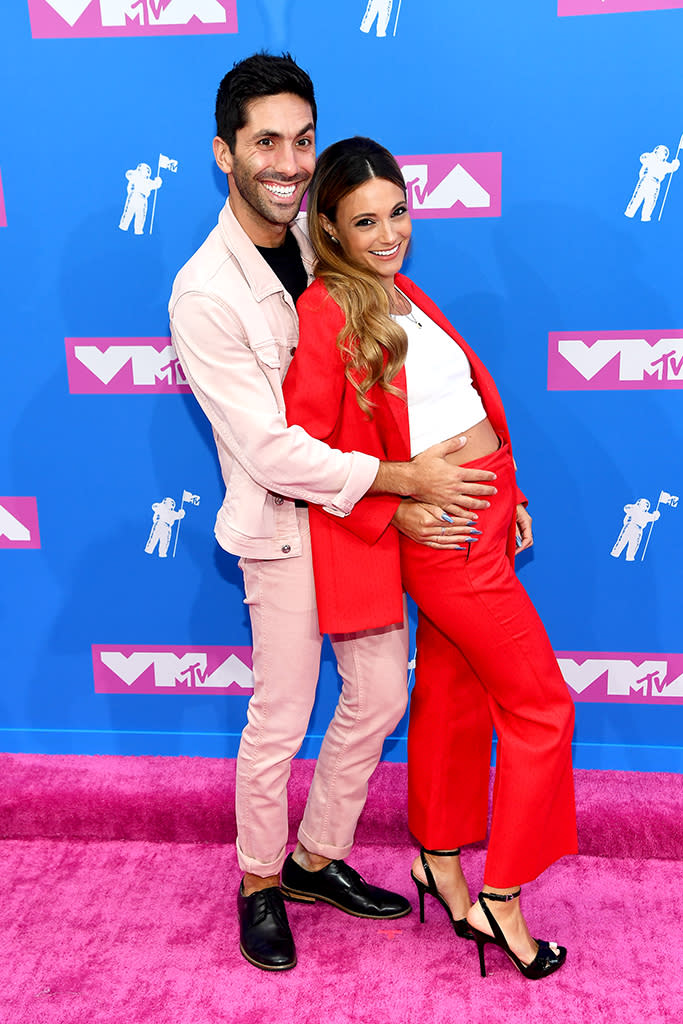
[
  {"left": 397, "top": 154, "right": 502, "bottom": 219},
  {"left": 548, "top": 331, "right": 683, "bottom": 390},
  {"left": 0, "top": 498, "right": 41, "bottom": 549},
  {"left": 0, "top": 168, "right": 6, "bottom": 228},
  {"left": 65, "top": 337, "right": 191, "bottom": 394},
  {"left": 92, "top": 645, "right": 254, "bottom": 694},
  {"left": 559, "top": 0, "right": 683, "bottom": 14},
  {"left": 28, "top": 0, "right": 238, "bottom": 38},
  {"left": 557, "top": 652, "right": 683, "bottom": 705}
]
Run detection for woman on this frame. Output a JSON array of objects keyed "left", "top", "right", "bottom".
[{"left": 283, "top": 137, "right": 577, "bottom": 980}]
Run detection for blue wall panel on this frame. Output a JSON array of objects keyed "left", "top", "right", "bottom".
[{"left": 1, "top": 0, "right": 682, "bottom": 770}]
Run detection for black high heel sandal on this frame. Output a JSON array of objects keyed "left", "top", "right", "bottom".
[
  {"left": 410, "top": 848, "right": 474, "bottom": 940},
  {"left": 471, "top": 890, "right": 567, "bottom": 979}
]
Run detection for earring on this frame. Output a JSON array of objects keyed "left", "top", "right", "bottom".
[{"left": 327, "top": 233, "right": 339, "bottom": 244}]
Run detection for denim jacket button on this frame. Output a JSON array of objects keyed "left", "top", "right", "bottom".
[{"left": 281, "top": 544, "right": 291, "bottom": 554}]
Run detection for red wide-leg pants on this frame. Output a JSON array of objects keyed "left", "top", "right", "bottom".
[{"left": 400, "top": 442, "right": 577, "bottom": 887}]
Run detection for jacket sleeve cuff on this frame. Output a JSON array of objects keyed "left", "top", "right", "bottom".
[
  {"left": 515, "top": 483, "right": 528, "bottom": 507},
  {"left": 321, "top": 452, "right": 380, "bottom": 517}
]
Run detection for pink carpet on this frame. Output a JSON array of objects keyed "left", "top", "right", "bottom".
[{"left": 0, "top": 756, "right": 681, "bottom": 1024}]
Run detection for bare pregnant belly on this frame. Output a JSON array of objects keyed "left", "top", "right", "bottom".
[{"left": 441, "top": 417, "right": 500, "bottom": 467}]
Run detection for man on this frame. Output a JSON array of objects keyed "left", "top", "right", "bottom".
[{"left": 169, "top": 52, "right": 496, "bottom": 972}]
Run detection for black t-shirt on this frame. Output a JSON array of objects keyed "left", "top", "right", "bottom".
[{"left": 256, "top": 229, "right": 308, "bottom": 305}]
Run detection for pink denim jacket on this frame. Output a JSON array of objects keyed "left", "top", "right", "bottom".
[{"left": 169, "top": 199, "right": 378, "bottom": 560}]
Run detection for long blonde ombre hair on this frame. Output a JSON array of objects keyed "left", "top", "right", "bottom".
[{"left": 307, "top": 137, "right": 409, "bottom": 415}]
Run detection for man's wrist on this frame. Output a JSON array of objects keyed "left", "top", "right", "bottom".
[{"left": 370, "top": 460, "right": 415, "bottom": 497}]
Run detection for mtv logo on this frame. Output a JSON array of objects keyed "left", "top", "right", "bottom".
[
  {"left": 548, "top": 331, "right": 683, "bottom": 390},
  {"left": 0, "top": 168, "right": 6, "bottom": 228},
  {"left": 92, "top": 645, "right": 255, "bottom": 694},
  {"left": 559, "top": 0, "right": 683, "bottom": 16},
  {"left": 65, "top": 337, "right": 192, "bottom": 394},
  {"left": 556, "top": 651, "right": 683, "bottom": 705},
  {"left": 397, "top": 153, "right": 502, "bottom": 219},
  {"left": 0, "top": 497, "right": 41, "bottom": 549},
  {"left": 28, "top": 0, "right": 238, "bottom": 38}
]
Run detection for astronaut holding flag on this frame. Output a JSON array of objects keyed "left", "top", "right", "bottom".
[
  {"left": 144, "top": 488, "right": 199, "bottom": 559},
  {"left": 118, "top": 163, "right": 162, "bottom": 235},
  {"left": 624, "top": 141, "right": 681, "bottom": 222},
  {"left": 119, "top": 153, "right": 178, "bottom": 236},
  {"left": 611, "top": 490, "right": 678, "bottom": 563}
]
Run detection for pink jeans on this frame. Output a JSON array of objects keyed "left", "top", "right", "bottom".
[{"left": 236, "top": 508, "right": 409, "bottom": 877}]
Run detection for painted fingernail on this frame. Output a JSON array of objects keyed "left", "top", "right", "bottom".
[
  {"left": 469, "top": 529, "right": 482, "bottom": 535},
  {"left": 441, "top": 513, "right": 454, "bottom": 523},
  {"left": 455, "top": 545, "right": 465, "bottom": 550},
  {"left": 464, "top": 537, "right": 479, "bottom": 543}
]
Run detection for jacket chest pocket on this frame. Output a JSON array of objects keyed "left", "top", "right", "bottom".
[{"left": 252, "top": 336, "right": 282, "bottom": 370}]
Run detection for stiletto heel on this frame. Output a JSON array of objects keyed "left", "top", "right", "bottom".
[
  {"left": 469, "top": 890, "right": 566, "bottom": 980},
  {"left": 409, "top": 848, "right": 474, "bottom": 940},
  {"left": 413, "top": 876, "right": 427, "bottom": 922},
  {"left": 475, "top": 931, "right": 487, "bottom": 977}
]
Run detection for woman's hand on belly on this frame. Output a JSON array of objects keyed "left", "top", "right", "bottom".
[
  {"left": 391, "top": 499, "right": 480, "bottom": 549},
  {"left": 515, "top": 503, "right": 533, "bottom": 553}
]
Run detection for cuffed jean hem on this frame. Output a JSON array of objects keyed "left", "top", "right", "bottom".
[
  {"left": 236, "top": 836, "right": 287, "bottom": 878},
  {"left": 297, "top": 824, "right": 354, "bottom": 862}
]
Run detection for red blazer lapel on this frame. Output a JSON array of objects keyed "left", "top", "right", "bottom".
[{"left": 383, "top": 364, "right": 411, "bottom": 458}]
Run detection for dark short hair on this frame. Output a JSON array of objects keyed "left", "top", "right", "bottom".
[{"left": 215, "top": 52, "right": 317, "bottom": 151}]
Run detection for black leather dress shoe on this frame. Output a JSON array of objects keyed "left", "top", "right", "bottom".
[
  {"left": 237, "top": 883, "right": 296, "bottom": 971},
  {"left": 280, "top": 854, "right": 411, "bottom": 919}
]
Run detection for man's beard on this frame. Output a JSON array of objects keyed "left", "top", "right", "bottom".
[{"left": 230, "top": 159, "right": 308, "bottom": 227}]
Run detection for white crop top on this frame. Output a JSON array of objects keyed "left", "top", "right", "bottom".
[{"left": 392, "top": 298, "right": 487, "bottom": 457}]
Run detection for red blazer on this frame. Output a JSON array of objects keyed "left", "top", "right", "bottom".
[{"left": 283, "top": 274, "right": 525, "bottom": 634}]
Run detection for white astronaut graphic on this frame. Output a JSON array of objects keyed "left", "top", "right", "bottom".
[
  {"left": 145, "top": 497, "right": 185, "bottom": 557},
  {"left": 611, "top": 499, "right": 659, "bottom": 561},
  {"left": 144, "top": 489, "right": 199, "bottom": 558},
  {"left": 624, "top": 145, "right": 680, "bottom": 222},
  {"left": 119, "top": 163, "right": 162, "bottom": 234},
  {"left": 611, "top": 490, "right": 678, "bottom": 562},
  {"left": 360, "top": 0, "right": 396, "bottom": 37}
]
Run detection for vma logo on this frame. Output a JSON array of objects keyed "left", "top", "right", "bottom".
[
  {"left": 0, "top": 169, "right": 6, "bottom": 228},
  {"left": 548, "top": 331, "right": 683, "bottom": 390},
  {"left": 28, "top": 0, "right": 238, "bottom": 38},
  {"left": 398, "top": 154, "right": 502, "bottom": 219},
  {"left": 558, "top": 652, "right": 683, "bottom": 705},
  {"left": 0, "top": 498, "right": 41, "bottom": 549},
  {"left": 65, "top": 337, "right": 191, "bottom": 394},
  {"left": 93, "top": 645, "right": 254, "bottom": 694},
  {"left": 559, "top": 1, "right": 683, "bottom": 15}
]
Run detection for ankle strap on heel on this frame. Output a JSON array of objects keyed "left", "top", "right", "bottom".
[
  {"left": 480, "top": 889, "right": 521, "bottom": 902},
  {"left": 422, "top": 847, "right": 461, "bottom": 856}
]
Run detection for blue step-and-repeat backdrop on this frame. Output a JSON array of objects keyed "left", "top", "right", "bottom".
[{"left": 2, "top": 0, "right": 682, "bottom": 770}]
